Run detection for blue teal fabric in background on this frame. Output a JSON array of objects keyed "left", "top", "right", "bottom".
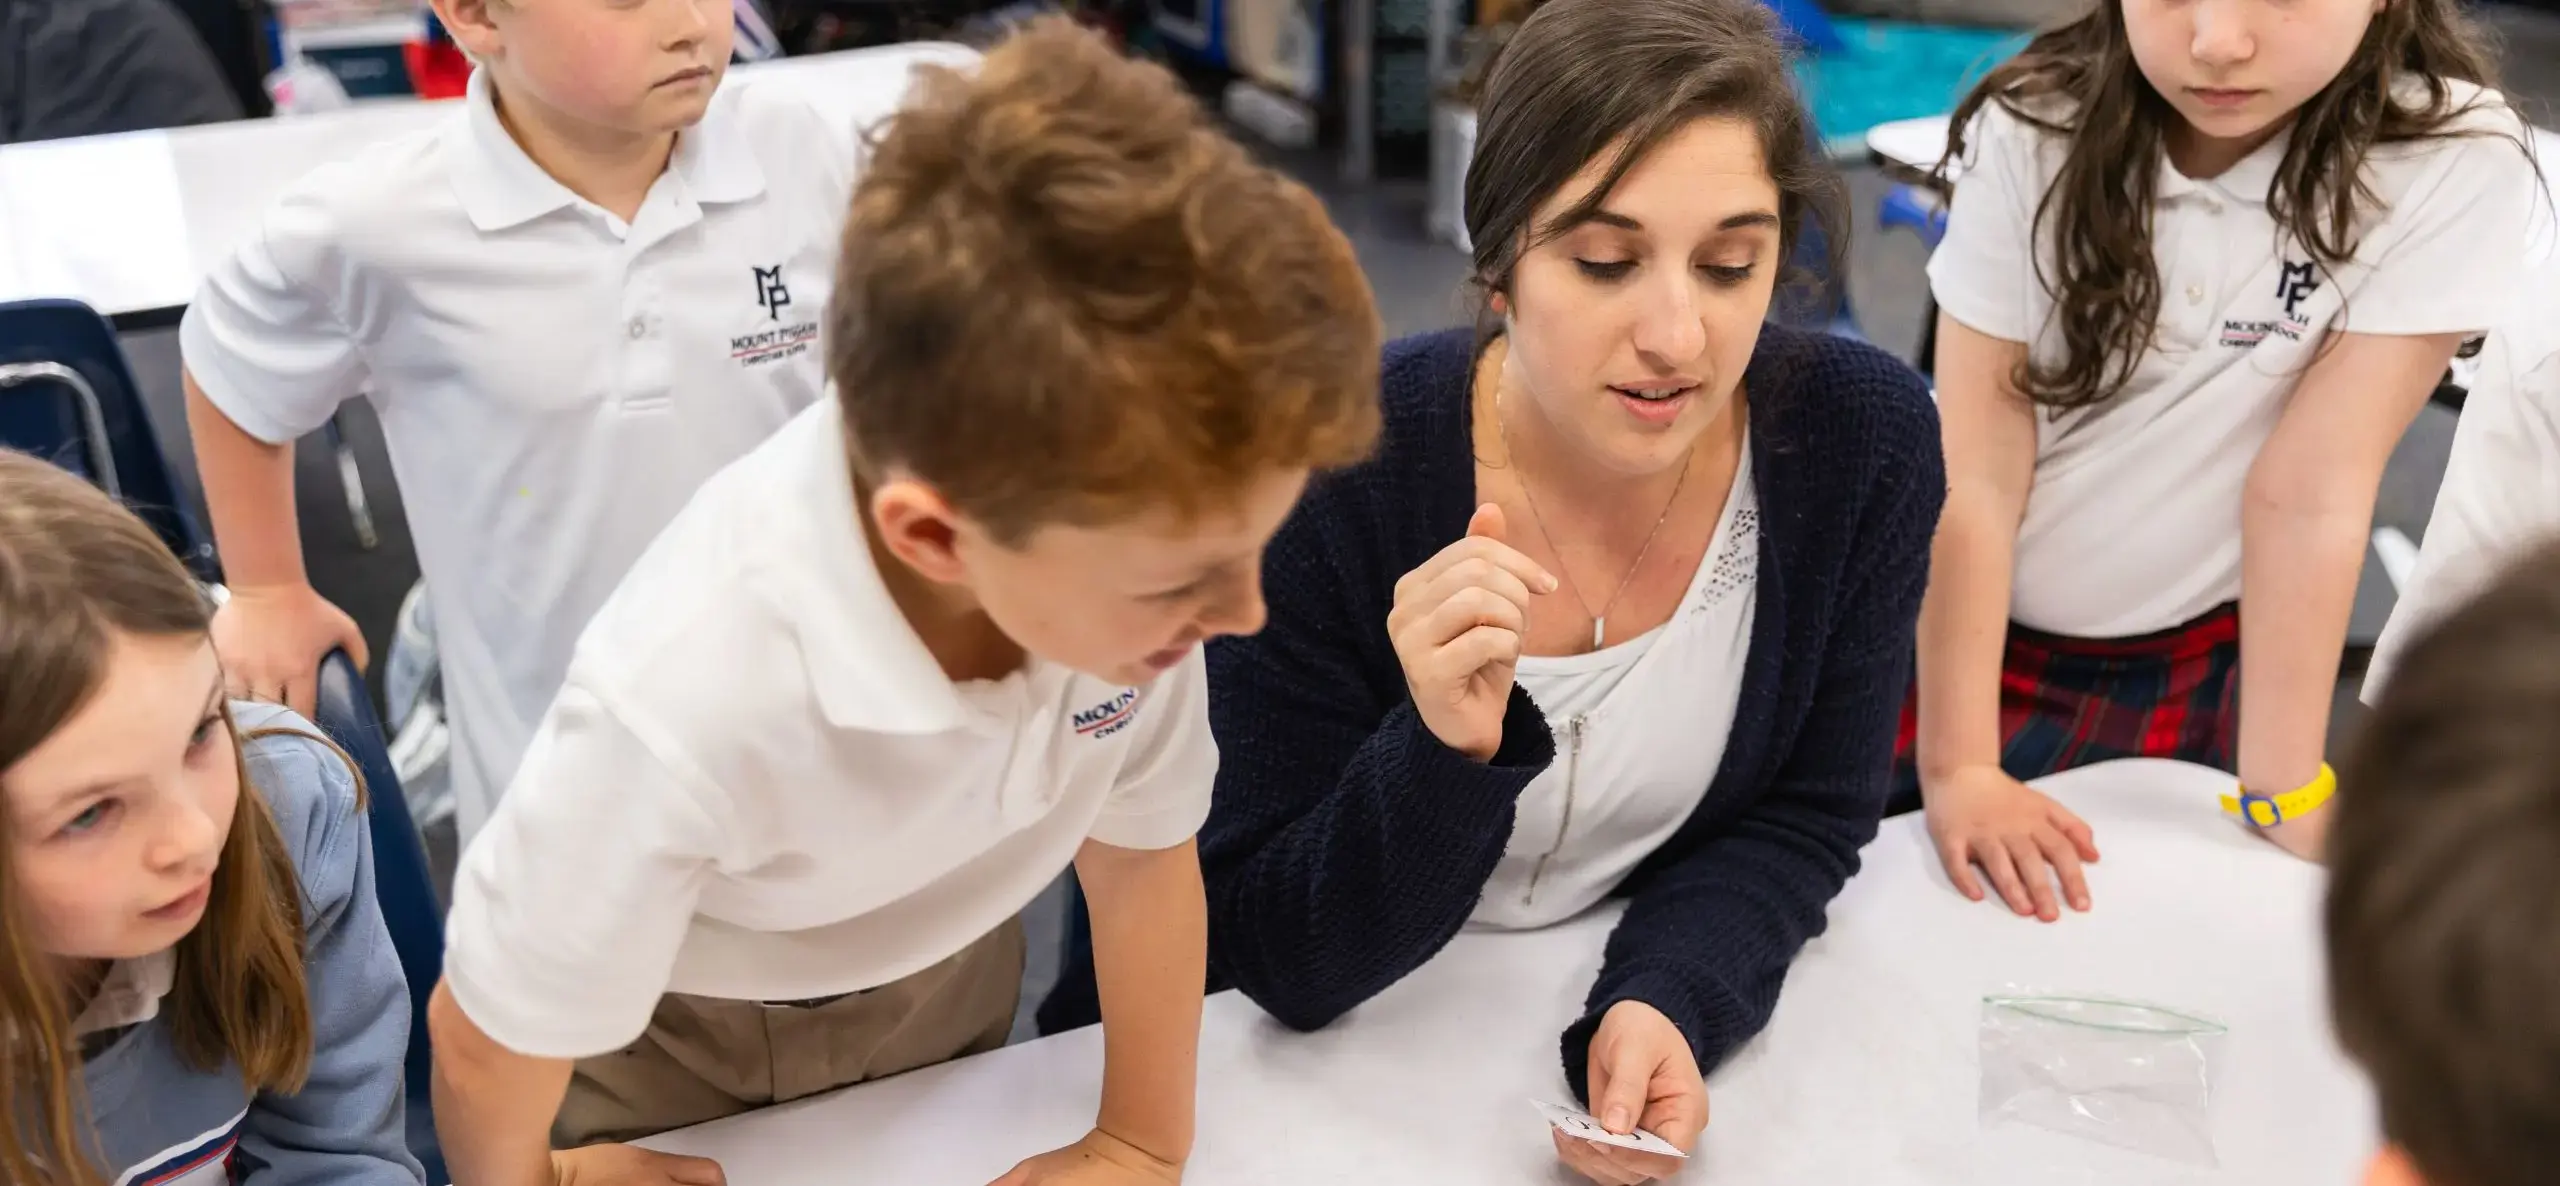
[{"left": 1797, "top": 19, "right": 2032, "bottom": 155}]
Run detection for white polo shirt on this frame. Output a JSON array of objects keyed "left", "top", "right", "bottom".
[
  {"left": 180, "top": 69, "right": 881, "bottom": 845},
  {"left": 1931, "top": 83, "right": 2539, "bottom": 638},
  {"left": 2365, "top": 238, "right": 2560, "bottom": 700},
  {"left": 441, "top": 400, "right": 1219, "bottom": 1060}
]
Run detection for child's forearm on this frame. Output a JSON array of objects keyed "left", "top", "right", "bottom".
[
  {"left": 183, "top": 368, "right": 309, "bottom": 589},
  {"left": 1915, "top": 316, "right": 2038, "bottom": 781},
  {"left": 2236, "top": 488, "right": 2370, "bottom": 793},
  {"left": 1914, "top": 492, "right": 2021, "bottom": 777},
  {"left": 1079, "top": 839, "right": 1207, "bottom": 1164},
  {"left": 426, "top": 982, "right": 572, "bottom": 1186}
]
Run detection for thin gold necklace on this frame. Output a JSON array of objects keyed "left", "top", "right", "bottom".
[{"left": 1497, "top": 386, "right": 1689, "bottom": 652}]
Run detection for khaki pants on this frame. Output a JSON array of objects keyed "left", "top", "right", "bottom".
[{"left": 554, "top": 919, "right": 1026, "bottom": 1147}]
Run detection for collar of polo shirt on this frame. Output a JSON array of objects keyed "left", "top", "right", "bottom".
[
  {"left": 769, "top": 403, "right": 978, "bottom": 737},
  {"left": 444, "top": 67, "right": 767, "bottom": 232},
  {"left": 2155, "top": 124, "right": 2287, "bottom": 206}
]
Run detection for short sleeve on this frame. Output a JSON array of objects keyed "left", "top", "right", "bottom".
[
  {"left": 440, "top": 680, "right": 722, "bottom": 1060},
  {"left": 2366, "top": 332, "right": 2560, "bottom": 701},
  {"left": 1927, "top": 102, "right": 2049, "bottom": 344},
  {"left": 1087, "top": 651, "right": 1218, "bottom": 852},
  {"left": 177, "top": 177, "right": 370, "bottom": 445},
  {"left": 2339, "top": 117, "right": 2542, "bottom": 336}
]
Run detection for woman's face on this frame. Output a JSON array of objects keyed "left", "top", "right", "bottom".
[
  {"left": 3, "top": 633, "right": 238, "bottom": 962},
  {"left": 1499, "top": 115, "right": 1784, "bottom": 477}
]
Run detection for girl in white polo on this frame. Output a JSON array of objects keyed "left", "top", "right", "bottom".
[{"left": 1907, "top": 0, "right": 2540, "bottom": 922}]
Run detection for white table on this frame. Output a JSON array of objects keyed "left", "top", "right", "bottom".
[
  {"left": 0, "top": 42, "right": 977, "bottom": 324},
  {"left": 639, "top": 759, "right": 2370, "bottom": 1185},
  {"left": 1866, "top": 114, "right": 1959, "bottom": 179}
]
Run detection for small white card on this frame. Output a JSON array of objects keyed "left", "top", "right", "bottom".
[{"left": 1531, "top": 1100, "right": 1689, "bottom": 1159}]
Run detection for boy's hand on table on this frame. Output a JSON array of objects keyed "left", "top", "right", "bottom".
[
  {"left": 1557, "top": 1001, "right": 1707, "bottom": 1184},
  {"left": 991, "top": 1129, "right": 1182, "bottom": 1185},
  {"left": 552, "top": 1144, "right": 725, "bottom": 1186}
]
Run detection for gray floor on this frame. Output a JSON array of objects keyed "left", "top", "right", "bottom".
[{"left": 103, "top": 1, "right": 2560, "bottom": 1041}]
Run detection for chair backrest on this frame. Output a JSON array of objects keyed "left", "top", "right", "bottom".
[
  {"left": 1880, "top": 184, "right": 1949, "bottom": 250},
  {"left": 0, "top": 299, "right": 218, "bottom": 579},
  {"left": 311, "top": 651, "right": 446, "bottom": 1182}
]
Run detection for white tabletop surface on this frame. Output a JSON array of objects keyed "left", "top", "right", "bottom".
[
  {"left": 0, "top": 42, "right": 977, "bottom": 318},
  {"left": 638, "top": 759, "right": 2372, "bottom": 1186}
]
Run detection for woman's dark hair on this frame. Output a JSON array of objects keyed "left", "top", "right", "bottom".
[
  {"left": 1943, "top": 0, "right": 2509, "bottom": 410},
  {"left": 1463, "top": 0, "right": 1848, "bottom": 339}
]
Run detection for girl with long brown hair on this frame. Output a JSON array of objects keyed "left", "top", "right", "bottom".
[
  {"left": 0, "top": 450, "right": 420, "bottom": 1186},
  {"left": 1908, "top": 0, "right": 2541, "bottom": 921}
]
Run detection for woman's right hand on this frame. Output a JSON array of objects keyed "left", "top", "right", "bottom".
[
  {"left": 1922, "top": 764, "right": 2100, "bottom": 922},
  {"left": 1387, "top": 503, "right": 1557, "bottom": 762}
]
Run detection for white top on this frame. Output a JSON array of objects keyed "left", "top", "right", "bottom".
[
  {"left": 2365, "top": 243, "right": 2560, "bottom": 701},
  {"left": 1930, "top": 84, "right": 2540, "bottom": 637},
  {"left": 442, "top": 401, "right": 1220, "bottom": 1060},
  {"left": 69, "top": 950, "right": 175, "bottom": 1037},
  {"left": 180, "top": 69, "right": 858, "bottom": 844},
  {"left": 1472, "top": 446, "right": 1758, "bottom": 930},
  {"left": 638, "top": 760, "right": 2365, "bottom": 1186}
]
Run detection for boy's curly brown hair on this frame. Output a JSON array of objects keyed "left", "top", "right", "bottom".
[{"left": 828, "top": 16, "right": 1382, "bottom": 543}]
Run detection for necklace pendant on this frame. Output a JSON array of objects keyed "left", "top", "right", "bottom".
[{"left": 1592, "top": 617, "right": 1605, "bottom": 650}]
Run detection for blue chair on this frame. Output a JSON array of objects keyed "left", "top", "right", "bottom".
[
  {"left": 1879, "top": 183, "right": 1949, "bottom": 250},
  {"left": 313, "top": 651, "right": 447, "bottom": 1185},
  {"left": 0, "top": 299, "right": 219, "bottom": 580}
]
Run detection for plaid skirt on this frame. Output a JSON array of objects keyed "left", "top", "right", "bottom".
[{"left": 1888, "top": 603, "right": 2240, "bottom": 814}]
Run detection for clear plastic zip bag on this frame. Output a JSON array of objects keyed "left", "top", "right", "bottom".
[{"left": 1978, "top": 993, "right": 2228, "bottom": 1168}]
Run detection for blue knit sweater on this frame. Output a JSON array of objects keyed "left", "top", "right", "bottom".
[{"left": 1191, "top": 323, "right": 1944, "bottom": 1097}]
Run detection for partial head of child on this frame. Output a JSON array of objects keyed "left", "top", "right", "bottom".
[
  {"left": 1946, "top": 0, "right": 2505, "bottom": 409},
  {"left": 2330, "top": 540, "right": 2560, "bottom": 1186},
  {"left": 828, "top": 16, "right": 1383, "bottom": 689},
  {"left": 0, "top": 453, "right": 315, "bottom": 1186},
  {"left": 429, "top": 0, "right": 731, "bottom": 145}
]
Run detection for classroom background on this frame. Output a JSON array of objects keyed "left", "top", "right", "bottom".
[{"left": 3, "top": 0, "right": 2556, "bottom": 1178}]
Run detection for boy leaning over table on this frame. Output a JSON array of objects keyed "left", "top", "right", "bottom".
[
  {"left": 2327, "top": 540, "right": 2560, "bottom": 1186},
  {"left": 424, "top": 17, "right": 1385, "bottom": 1186}
]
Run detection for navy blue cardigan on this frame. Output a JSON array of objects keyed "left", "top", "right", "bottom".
[{"left": 1042, "top": 324, "right": 1944, "bottom": 1097}]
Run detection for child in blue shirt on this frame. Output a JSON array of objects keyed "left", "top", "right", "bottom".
[{"left": 0, "top": 450, "right": 419, "bottom": 1186}]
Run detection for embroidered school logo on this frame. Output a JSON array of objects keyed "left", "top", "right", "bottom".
[
  {"left": 753, "top": 265, "right": 792, "bottom": 321},
  {"left": 2275, "top": 260, "right": 2319, "bottom": 320},
  {"left": 2221, "top": 259, "right": 2325, "bottom": 349},
  {"left": 1073, "top": 688, "right": 1144, "bottom": 739},
  {"left": 733, "top": 264, "right": 821, "bottom": 369}
]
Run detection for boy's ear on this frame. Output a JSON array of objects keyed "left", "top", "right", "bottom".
[
  {"left": 869, "top": 479, "right": 971, "bottom": 585},
  {"left": 431, "top": 0, "right": 506, "bottom": 59},
  {"left": 2363, "top": 1145, "right": 2428, "bottom": 1186}
]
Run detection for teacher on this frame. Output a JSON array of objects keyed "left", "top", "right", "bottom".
[{"left": 1048, "top": 0, "right": 1941, "bottom": 1181}]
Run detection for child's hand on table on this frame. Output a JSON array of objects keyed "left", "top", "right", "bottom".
[
  {"left": 991, "top": 1129, "right": 1182, "bottom": 1185},
  {"left": 1557, "top": 1000, "right": 1708, "bottom": 1184},
  {"left": 1923, "top": 764, "right": 2100, "bottom": 922},
  {"left": 552, "top": 1143, "right": 725, "bottom": 1186},
  {"left": 2258, "top": 807, "right": 2330, "bottom": 862}
]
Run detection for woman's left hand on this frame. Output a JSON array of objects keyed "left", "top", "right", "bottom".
[{"left": 1554, "top": 1001, "right": 1708, "bottom": 1184}]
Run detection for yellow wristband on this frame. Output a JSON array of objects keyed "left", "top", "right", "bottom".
[{"left": 2218, "top": 763, "right": 2337, "bottom": 828}]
